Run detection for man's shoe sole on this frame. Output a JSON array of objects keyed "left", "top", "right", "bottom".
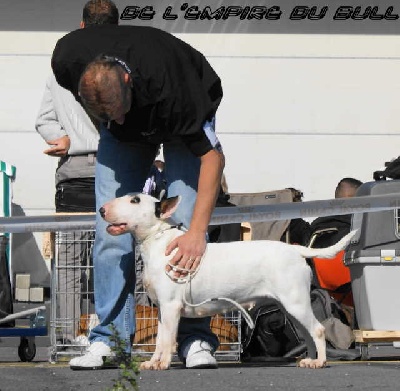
[{"left": 70, "top": 358, "right": 120, "bottom": 371}]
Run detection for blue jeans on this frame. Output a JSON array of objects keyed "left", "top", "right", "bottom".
[{"left": 89, "top": 126, "right": 219, "bottom": 355}]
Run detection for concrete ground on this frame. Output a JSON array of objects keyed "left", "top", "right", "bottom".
[
  {"left": 2, "top": 302, "right": 400, "bottom": 390},
  {"left": 0, "top": 338, "right": 400, "bottom": 391}
]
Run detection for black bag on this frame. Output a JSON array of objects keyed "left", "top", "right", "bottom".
[
  {"left": 242, "top": 291, "right": 360, "bottom": 362},
  {"left": 0, "top": 236, "right": 14, "bottom": 327},
  {"left": 55, "top": 178, "right": 95, "bottom": 213},
  {"left": 241, "top": 300, "right": 302, "bottom": 361},
  {"left": 373, "top": 156, "right": 400, "bottom": 181}
]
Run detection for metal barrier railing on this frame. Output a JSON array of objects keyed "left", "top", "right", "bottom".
[{"left": 1, "top": 193, "right": 400, "bottom": 233}]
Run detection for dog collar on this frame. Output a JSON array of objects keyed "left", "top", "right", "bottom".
[
  {"left": 140, "top": 223, "right": 186, "bottom": 244},
  {"left": 154, "top": 223, "right": 185, "bottom": 239}
]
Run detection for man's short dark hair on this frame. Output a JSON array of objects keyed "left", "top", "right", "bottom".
[
  {"left": 337, "top": 177, "right": 363, "bottom": 188},
  {"left": 78, "top": 56, "right": 128, "bottom": 121},
  {"left": 335, "top": 177, "right": 363, "bottom": 198},
  {"left": 82, "top": 0, "right": 119, "bottom": 26}
]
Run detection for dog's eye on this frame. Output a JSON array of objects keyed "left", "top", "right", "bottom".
[{"left": 130, "top": 196, "right": 141, "bottom": 204}]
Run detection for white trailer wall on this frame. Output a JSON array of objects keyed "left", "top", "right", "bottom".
[
  {"left": 0, "top": 0, "right": 399, "bottom": 285},
  {"left": 3, "top": 32, "right": 400, "bottom": 204}
]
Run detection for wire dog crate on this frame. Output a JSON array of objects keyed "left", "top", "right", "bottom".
[
  {"left": 50, "top": 230, "right": 242, "bottom": 363},
  {"left": 49, "top": 230, "right": 96, "bottom": 363}
]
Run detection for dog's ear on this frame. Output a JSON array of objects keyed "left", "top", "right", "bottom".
[{"left": 155, "top": 196, "right": 181, "bottom": 219}]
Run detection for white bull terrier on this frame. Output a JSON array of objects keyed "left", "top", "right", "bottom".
[{"left": 99, "top": 193, "right": 356, "bottom": 370}]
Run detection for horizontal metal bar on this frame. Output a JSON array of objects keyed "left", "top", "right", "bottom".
[{"left": 0, "top": 193, "right": 399, "bottom": 233}]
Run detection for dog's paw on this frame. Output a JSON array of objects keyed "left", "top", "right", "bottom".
[
  {"left": 158, "top": 360, "right": 171, "bottom": 370},
  {"left": 140, "top": 360, "right": 156, "bottom": 370},
  {"left": 297, "top": 358, "right": 326, "bottom": 369},
  {"left": 140, "top": 360, "right": 170, "bottom": 370}
]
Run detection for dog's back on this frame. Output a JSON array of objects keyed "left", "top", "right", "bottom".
[
  {"left": 179, "top": 239, "right": 311, "bottom": 313},
  {"left": 177, "top": 231, "right": 354, "bottom": 316}
]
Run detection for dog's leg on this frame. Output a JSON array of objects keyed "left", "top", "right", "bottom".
[
  {"left": 279, "top": 288, "right": 327, "bottom": 369},
  {"left": 140, "top": 301, "right": 181, "bottom": 370},
  {"left": 158, "top": 302, "right": 182, "bottom": 370},
  {"left": 140, "top": 313, "right": 165, "bottom": 370},
  {"left": 289, "top": 310, "right": 326, "bottom": 369}
]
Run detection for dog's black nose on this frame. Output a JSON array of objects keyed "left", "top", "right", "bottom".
[{"left": 99, "top": 207, "right": 105, "bottom": 218}]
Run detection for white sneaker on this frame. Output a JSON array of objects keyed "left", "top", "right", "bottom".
[
  {"left": 182, "top": 340, "right": 218, "bottom": 369},
  {"left": 69, "top": 341, "right": 115, "bottom": 370}
]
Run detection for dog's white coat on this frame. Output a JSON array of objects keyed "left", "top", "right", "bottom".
[{"left": 101, "top": 193, "right": 356, "bottom": 370}]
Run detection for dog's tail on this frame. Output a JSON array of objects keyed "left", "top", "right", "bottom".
[{"left": 293, "top": 230, "right": 357, "bottom": 259}]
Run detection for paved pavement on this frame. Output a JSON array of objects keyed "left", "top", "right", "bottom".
[
  {"left": 0, "top": 341, "right": 400, "bottom": 391},
  {"left": 2, "top": 301, "right": 400, "bottom": 390}
]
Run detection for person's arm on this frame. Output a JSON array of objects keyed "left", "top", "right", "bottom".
[
  {"left": 35, "top": 75, "right": 66, "bottom": 141},
  {"left": 165, "top": 148, "right": 225, "bottom": 277},
  {"left": 35, "top": 75, "right": 70, "bottom": 157}
]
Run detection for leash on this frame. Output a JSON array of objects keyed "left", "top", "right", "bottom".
[{"left": 182, "top": 283, "right": 255, "bottom": 330}]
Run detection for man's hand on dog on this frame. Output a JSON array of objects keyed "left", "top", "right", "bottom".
[{"left": 165, "top": 230, "right": 207, "bottom": 279}]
